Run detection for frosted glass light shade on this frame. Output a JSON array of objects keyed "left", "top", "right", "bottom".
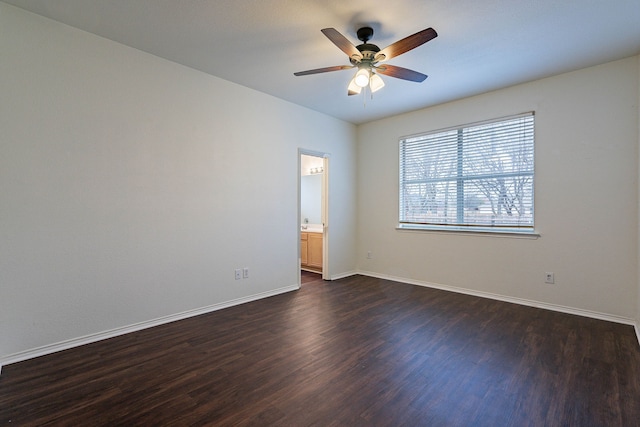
[
  {"left": 348, "top": 76, "right": 362, "bottom": 95},
  {"left": 354, "top": 68, "right": 370, "bottom": 87},
  {"left": 370, "top": 73, "right": 385, "bottom": 93}
]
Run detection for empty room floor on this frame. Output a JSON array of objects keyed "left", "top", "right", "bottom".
[{"left": 1, "top": 275, "right": 639, "bottom": 426}]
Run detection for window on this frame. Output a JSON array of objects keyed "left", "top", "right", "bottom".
[{"left": 399, "top": 113, "right": 534, "bottom": 232}]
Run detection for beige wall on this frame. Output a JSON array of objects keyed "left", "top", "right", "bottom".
[
  {"left": 0, "top": 4, "right": 357, "bottom": 362},
  {"left": 357, "top": 56, "right": 639, "bottom": 320}
]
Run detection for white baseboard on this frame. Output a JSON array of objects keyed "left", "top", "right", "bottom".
[
  {"left": 330, "top": 270, "right": 357, "bottom": 281},
  {"left": 0, "top": 284, "right": 299, "bottom": 368},
  {"left": 357, "top": 270, "right": 638, "bottom": 330},
  {"left": 3, "top": 274, "right": 638, "bottom": 369}
]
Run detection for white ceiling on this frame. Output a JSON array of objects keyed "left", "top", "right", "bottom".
[{"left": 4, "top": 0, "right": 640, "bottom": 124}]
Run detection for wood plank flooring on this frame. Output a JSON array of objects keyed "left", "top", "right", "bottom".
[
  {"left": 301, "top": 270, "right": 322, "bottom": 284},
  {"left": 1, "top": 275, "right": 639, "bottom": 426}
]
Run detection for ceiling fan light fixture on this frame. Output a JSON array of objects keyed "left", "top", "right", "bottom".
[
  {"left": 354, "top": 68, "right": 370, "bottom": 87},
  {"left": 370, "top": 73, "right": 385, "bottom": 93},
  {"left": 347, "top": 75, "right": 363, "bottom": 95},
  {"left": 294, "top": 26, "right": 437, "bottom": 98}
]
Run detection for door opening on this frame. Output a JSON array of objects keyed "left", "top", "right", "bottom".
[{"left": 299, "top": 150, "right": 329, "bottom": 286}]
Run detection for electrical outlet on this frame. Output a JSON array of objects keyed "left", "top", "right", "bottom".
[
  {"left": 242, "top": 267, "right": 249, "bottom": 279},
  {"left": 235, "top": 269, "right": 241, "bottom": 280},
  {"left": 367, "top": 251, "right": 372, "bottom": 259},
  {"left": 545, "top": 272, "right": 554, "bottom": 284}
]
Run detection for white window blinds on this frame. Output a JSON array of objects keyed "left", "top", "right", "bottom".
[{"left": 399, "top": 113, "right": 535, "bottom": 231}]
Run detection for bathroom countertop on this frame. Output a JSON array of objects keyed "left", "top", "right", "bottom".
[{"left": 301, "top": 226, "right": 323, "bottom": 233}]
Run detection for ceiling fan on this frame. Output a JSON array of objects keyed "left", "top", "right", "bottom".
[{"left": 294, "top": 26, "right": 438, "bottom": 96}]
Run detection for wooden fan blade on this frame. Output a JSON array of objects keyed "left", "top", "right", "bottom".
[
  {"left": 321, "top": 28, "right": 363, "bottom": 60},
  {"left": 376, "top": 28, "right": 437, "bottom": 62},
  {"left": 376, "top": 65, "right": 428, "bottom": 82},
  {"left": 294, "top": 65, "right": 354, "bottom": 76}
]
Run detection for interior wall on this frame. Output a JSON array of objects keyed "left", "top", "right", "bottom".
[
  {"left": 357, "top": 56, "right": 639, "bottom": 320},
  {"left": 0, "top": 4, "right": 356, "bottom": 362},
  {"left": 301, "top": 174, "right": 322, "bottom": 224},
  {"left": 637, "top": 55, "right": 640, "bottom": 331}
]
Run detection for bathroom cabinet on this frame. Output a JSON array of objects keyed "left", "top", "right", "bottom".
[
  {"left": 300, "top": 232, "right": 308, "bottom": 265},
  {"left": 300, "top": 231, "right": 322, "bottom": 271}
]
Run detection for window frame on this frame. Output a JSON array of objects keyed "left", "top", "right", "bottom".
[{"left": 398, "top": 112, "right": 536, "bottom": 235}]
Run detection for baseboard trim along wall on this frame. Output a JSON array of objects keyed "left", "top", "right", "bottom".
[
  {"left": 358, "top": 270, "right": 639, "bottom": 340},
  {"left": 0, "top": 284, "right": 299, "bottom": 368},
  {"left": 330, "top": 270, "right": 358, "bottom": 281},
  {"left": 3, "top": 274, "right": 638, "bottom": 368}
]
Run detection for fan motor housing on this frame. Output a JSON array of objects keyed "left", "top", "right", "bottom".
[{"left": 357, "top": 43, "right": 380, "bottom": 53}]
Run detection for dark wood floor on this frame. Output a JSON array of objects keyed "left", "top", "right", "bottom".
[
  {"left": 301, "top": 270, "right": 322, "bottom": 284},
  {"left": 2, "top": 275, "right": 639, "bottom": 426}
]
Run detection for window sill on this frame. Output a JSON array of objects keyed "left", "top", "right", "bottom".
[{"left": 396, "top": 224, "right": 540, "bottom": 239}]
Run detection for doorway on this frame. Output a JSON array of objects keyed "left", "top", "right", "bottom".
[{"left": 299, "top": 150, "right": 329, "bottom": 286}]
